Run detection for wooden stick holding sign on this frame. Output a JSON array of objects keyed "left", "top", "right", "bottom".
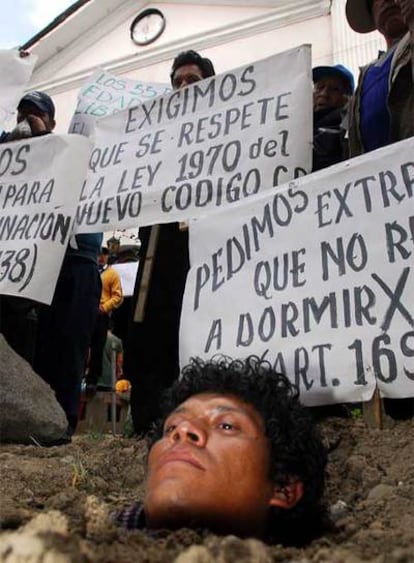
[
  {"left": 133, "top": 225, "right": 160, "bottom": 322},
  {"left": 362, "top": 387, "right": 384, "bottom": 429}
]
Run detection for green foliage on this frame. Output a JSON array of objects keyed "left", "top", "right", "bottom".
[{"left": 350, "top": 407, "right": 362, "bottom": 420}]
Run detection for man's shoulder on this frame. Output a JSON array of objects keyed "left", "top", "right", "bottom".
[
  {"left": 104, "top": 266, "right": 121, "bottom": 280},
  {"left": 115, "top": 502, "right": 146, "bottom": 529},
  {"left": 392, "top": 31, "right": 411, "bottom": 64}
]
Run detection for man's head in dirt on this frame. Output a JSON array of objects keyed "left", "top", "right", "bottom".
[
  {"left": 170, "top": 49, "right": 215, "bottom": 90},
  {"left": 144, "top": 356, "right": 327, "bottom": 544}
]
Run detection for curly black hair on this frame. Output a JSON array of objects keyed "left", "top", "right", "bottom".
[
  {"left": 170, "top": 49, "right": 216, "bottom": 85},
  {"left": 148, "top": 355, "right": 327, "bottom": 546}
]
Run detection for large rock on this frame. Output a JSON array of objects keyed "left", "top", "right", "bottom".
[{"left": 0, "top": 335, "right": 68, "bottom": 444}]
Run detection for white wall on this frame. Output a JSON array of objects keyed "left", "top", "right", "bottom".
[
  {"left": 29, "top": 1, "right": 332, "bottom": 132},
  {"left": 26, "top": 0, "right": 388, "bottom": 132},
  {"left": 331, "top": 0, "right": 384, "bottom": 79}
]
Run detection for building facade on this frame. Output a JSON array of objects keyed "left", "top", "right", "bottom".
[{"left": 24, "top": 0, "right": 383, "bottom": 133}]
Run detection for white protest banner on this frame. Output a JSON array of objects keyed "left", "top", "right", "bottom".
[
  {"left": 180, "top": 138, "right": 414, "bottom": 405},
  {"left": 112, "top": 262, "right": 139, "bottom": 297},
  {"left": 68, "top": 69, "right": 172, "bottom": 137},
  {"left": 74, "top": 45, "right": 312, "bottom": 233},
  {"left": 0, "top": 134, "right": 92, "bottom": 304},
  {"left": 0, "top": 50, "right": 38, "bottom": 131}
]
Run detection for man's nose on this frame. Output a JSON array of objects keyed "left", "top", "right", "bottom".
[
  {"left": 316, "top": 85, "right": 329, "bottom": 95},
  {"left": 169, "top": 419, "right": 207, "bottom": 447}
]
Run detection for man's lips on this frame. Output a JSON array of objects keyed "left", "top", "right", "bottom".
[{"left": 157, "top": 450, "right": 206, "bottom": 471}]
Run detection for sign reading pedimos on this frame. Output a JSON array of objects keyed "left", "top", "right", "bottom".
[
  {"left": 180, "top": 138, "right": 414, "bottom": 405},
  {"left": 74, "top": 45, "right": 312, "bottom": 233}
]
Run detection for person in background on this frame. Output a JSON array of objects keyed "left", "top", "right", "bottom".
[
  {"left": 312, "top": 64, "right": 354, "bottom": 171},
  {"left": 0, "top": 87, "right": 102, "bottom": 442},
  {"left": 117, "top": 356, "right": 327, "bottom": 545},
  {"left": 0, "top": 91, "right": 56, "bottom": 363},
  {"left": 96, "top": 323, "right": 124, "bottom": 390},
  {"left": 346, "top": 0, "right": 414, "bottom": 155},
  {"left": 346, "top": 0, "right": 413, "bottom": 419},
  {"left": 87, "top": 247, "right": 123, "bottom": 391},
  {"left": 32, "top": 132, "right": 102, "bottom": 442},
  {"left": 126, "top": 50, "right": 216, "bottom": 435},
  {"left": 34, "top": 229, "right": 103, "bottom": 442}
]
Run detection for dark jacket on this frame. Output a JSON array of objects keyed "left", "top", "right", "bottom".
[
  {"left": 312, "top": 107, "right": 349, "bottom": 172},
  {"left": 349, "top": 32, "right": 414, "bottom": 156}
]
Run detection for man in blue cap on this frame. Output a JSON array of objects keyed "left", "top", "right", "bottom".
[
  {"left": 0, "top": 89, "right": 103, "bottom": 443},
  {"left": 0, "top": 90, "right": 57, "bottom": 363},
  {"left": 0, "top": 90, "right": 56, "bottom": 142},
  {"left": 312, "top": 64, "right": 354, "bottom": 171}
]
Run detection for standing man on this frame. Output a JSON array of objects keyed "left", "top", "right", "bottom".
[
  {"left": 312, "top": 64, "right": 354, "bottom": 171},
  {"left": 346, "top": 0, "right": 414, "bottom": 155},
  {"left": 87, "top": 247, "right": 123, "bottom": 390},
  {"left": 126, "top": 50, "right": 215, "bottom": 435},
  {"left": 34, "top": 229, "right": 102, "bottom": 442},
  {"left": 346, "top": 0, "right": 413, "bottom": 419},
  {"left": 0, "top": 91, "right": 56, "bottom": 363},
  {"left": 0, "top": 89, "right": 102, "bottom": 441}
]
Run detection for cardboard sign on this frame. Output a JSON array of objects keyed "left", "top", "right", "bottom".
[
  {"left": 74, "top": 46, "right": 312, "bottom": 233},
  {"left": 0, "top": 50, "right": 37, "bottom": 131},
  {"left": 180, "top": 138, "right": 414, "bottom": 404},
  {"left": 112, "top": 261, "right": 139, "bottom": 297},
  {"left": 0, "top": 134, "right": 92, "bottom": 304},
  {"left": 68, "top": 69, "right": 172, "bottom": 137}
]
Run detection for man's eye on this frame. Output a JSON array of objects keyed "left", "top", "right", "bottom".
[
  {"left": 218, "top": 422, "right": 236, "bottom": 431},
  {"left": 163, "top": 424, "right": 176, "bottom": 435}
]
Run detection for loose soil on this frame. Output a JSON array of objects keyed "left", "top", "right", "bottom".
[{"left": 0, "top": 416, "right": 413, "bottom": 562}]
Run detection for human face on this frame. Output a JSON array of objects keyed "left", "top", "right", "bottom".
[
  {"left": 17, "top": 101, "right": 55, "bottom": 133},
  {"left": 313, "top": 76, "right": 349, "bottom": 112},
  {"left": 172, "top": 63, "right": 204, "bottom": 90},
  {"left": 371, "top": 0, "right": 407, "bottom": 42},
  {"left": 98, "top": 253, "right": 108, "bottom": 267},
  {"left": 144, "top": 393, "right": 276, "bottom": 537}
]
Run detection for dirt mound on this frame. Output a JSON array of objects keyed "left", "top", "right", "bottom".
[{"left": 0, "top": 417, "right": 413, "bottom": 562}]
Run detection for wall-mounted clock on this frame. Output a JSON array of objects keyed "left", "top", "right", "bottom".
[{"left": 130, "top": 8, "right": 166, "bottom": 46}]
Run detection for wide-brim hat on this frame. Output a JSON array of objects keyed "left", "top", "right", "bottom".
[{"left": 346, "top": 0, "right": 375, "bottom": 33}]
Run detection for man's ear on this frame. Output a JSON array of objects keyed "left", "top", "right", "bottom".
[{"left": 268, "top": 479, "right": 304, "bottom": 510}]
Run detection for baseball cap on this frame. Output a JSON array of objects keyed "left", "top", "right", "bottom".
[
  {"left": 312, "top": 64, "right": 355, "bottom": 94},
  {"left": 18, "top": 91, "right": 55, "bottom": 119},
  {"left": 345, "top": 0, "right": 375, "bottom": 33}
]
